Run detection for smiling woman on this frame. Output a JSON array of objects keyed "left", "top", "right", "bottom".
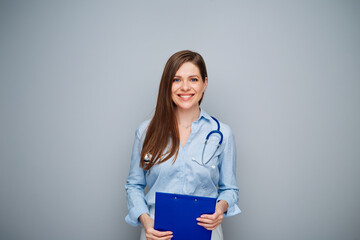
[
  {"left": 125, "top": 50, "right": 241, "bottom": 240},
  {"left": 171, "top": 62, "right": 208, "bottom": 114}
]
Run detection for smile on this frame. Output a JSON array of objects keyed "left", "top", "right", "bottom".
[{"left": 178, "top": 94, "right": 194, "bottom": 100}]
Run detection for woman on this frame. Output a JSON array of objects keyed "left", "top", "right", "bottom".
[{"left": 125, "top": 50, "right": 241, "bottom": 240}]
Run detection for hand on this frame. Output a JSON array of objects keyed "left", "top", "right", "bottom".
[
  {"left": 196, "top": 200, "right": 228, "bottom": 230},
  {"left": 139, "top": 213, "right": 173, "bottom": 240}
]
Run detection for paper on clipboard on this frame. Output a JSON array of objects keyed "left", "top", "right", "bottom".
[{"left": 154, "top": 192, "right": 216, "bottom": 240}]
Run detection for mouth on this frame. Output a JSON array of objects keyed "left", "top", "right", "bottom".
[{"left": 178, "top": 94, "right": 194, "bottom": 100}]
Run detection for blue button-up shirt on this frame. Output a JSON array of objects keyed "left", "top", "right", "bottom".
[{"left": 125, "top": 109, "right": 241, "bottom": 226}]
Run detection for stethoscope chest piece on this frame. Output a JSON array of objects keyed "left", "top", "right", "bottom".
[{"left": 144, "top": 153, "right": 152, "bottom": 164}]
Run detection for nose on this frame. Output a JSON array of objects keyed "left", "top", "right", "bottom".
[{"left": 181, "top": 80, "right": 190, "bottom": 91}]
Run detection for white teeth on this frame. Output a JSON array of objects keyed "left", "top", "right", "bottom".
[{"left": 180, "top": 95, "right": 192, "bottom": 99}]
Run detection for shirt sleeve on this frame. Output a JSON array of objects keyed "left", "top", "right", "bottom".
[
  {"left": 125, "top": 128, "right": 150, "bottom": 227},
  {"left": 217, "top": 129, "right": 242, "bottom": 217}
]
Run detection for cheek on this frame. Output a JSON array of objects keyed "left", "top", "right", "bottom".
[
  {"left": 197, "top": 85, "right": 206, "bottom": 94},
  {"left": 171, "top": 88, "right": 177, "bottom": 98},
  {"left": 171, "top": 87, "right": 177, "bottom": 101},
  {"left": 171, "top": 83, "right": 178, "bottom": 93}
]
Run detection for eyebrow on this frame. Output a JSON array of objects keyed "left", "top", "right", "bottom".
[{"left": 173, "top": 75, "right": 200, "bottom": 78}]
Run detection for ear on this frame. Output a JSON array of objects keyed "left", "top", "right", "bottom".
[{"left": 203, "top": 77, "right": 208, "bottom": 92}]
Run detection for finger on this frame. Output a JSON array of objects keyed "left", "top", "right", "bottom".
[
  {"left": 146, "top": 235, "right": 173, "bottom": 240},
  {"left": 197, "top": 214, "right": 223, "bottom": 223},
  {"left": 146, "top": 232, "right": 173, "bottom": 240},
  {"left": 198, "top": 214, "right": 216, "bottom": 221},
  {"left": 154, "top": 234, "right": 173, "bottom": 240},
  {"left": 153, "top": 230, "right": 173, "bottom": 237},
  {"left": 197, "top": 218, "right": 223, "bottom": 229},
  {"left": 199, "top": 217, "right": 222, "bottom": 225},
  {"left": 197, "top": 220, "right": 222, "bottom": 230},
  {"left": 196, "top": 217, "right": 214, "bottom": 224},
  {"left": 197, "top": 219, "right": 220, "bottom": 226},
  {"left": 198, "top": 224, "right": 220, "bottom": 231},
  {"left": 148, "top": 229, "right": 173, "bottom": 237},
  {"left": 200, "top": 211, "right": 221, "bottom": 220}
]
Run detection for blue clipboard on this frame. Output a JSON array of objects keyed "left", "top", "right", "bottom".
[{"left": 154, "top": 192, "right": 216, "bottom": 240}]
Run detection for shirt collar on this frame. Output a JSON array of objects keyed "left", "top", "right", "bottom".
[{"left": 197, "top": 108, "right": 212, "bottom": 122}]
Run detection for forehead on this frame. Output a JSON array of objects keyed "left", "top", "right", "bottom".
[{"left": 175, "top": 62, "right": 201, "bottom": 76}]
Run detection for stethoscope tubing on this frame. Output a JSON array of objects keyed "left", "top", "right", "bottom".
[
  {"left": 207, "top": 116, "right": 223, "bottom": 144},
  {"left": 198, "top": 116, "right": 223, "bottom": 166}
]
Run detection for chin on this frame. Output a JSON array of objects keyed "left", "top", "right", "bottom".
[{"left": 176, "top": 104, "right": 199, "bottom": 111}]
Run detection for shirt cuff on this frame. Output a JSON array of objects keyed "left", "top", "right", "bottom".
[
  {"left": 217, "top": 195, "right": 241, "bottom": 217},
  {"left": 125, "top": 205, "right": 150, "bottom": 227}
]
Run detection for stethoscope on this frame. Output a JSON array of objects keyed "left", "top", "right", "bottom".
[
  {"left": 144, "top": 116, "right": 223, "bottom": 166},
  {"left": 192, "top": 116, "right": 223, "bottom": 167}
]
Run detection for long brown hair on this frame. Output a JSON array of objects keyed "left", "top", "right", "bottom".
[{"left": 140, "top": 50, "right": 208, "bottom": 170}]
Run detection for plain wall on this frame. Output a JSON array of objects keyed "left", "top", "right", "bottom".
[{"left": 0, "top": 1, "right": 359, "bottom": 240}]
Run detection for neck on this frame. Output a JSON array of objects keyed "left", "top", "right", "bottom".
[{"left": 175, "top": 107, "right": 201, "bottom": 126}]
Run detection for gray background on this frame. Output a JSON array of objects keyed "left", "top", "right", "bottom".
[{"left": 1, "top": 0, "right": 359, "bottom": 240}]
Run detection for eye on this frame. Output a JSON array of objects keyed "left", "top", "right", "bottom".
[
  {"left": 190, "top": 78, "right": 198, "bottom": 82},
  {"left": 173, "top": 78, "right": 181, "bottom": 82}
]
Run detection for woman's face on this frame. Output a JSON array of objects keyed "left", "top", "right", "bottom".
[{"left": 171, "top": 62, "right": 207, "bottom": 112}]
